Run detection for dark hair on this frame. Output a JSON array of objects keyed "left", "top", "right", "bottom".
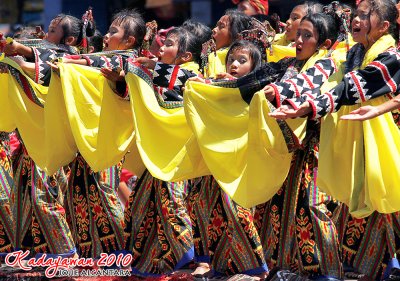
[
  {"left": 52, "top": 14, "right": 95, "bottom": 45},
  {"left": 226, "top": 40, "right": 262, "bottom": 71},
  {"left": 297, "top": 1, "right": 324, "bottom": 16},
  {"left": 252, "top": 14, "right": 281, "bottom": 33},
  {"left": 165, "top": 27, "right": 202, "bottom": 65},
  {"left": 88, "top": 29, "right": 103, "bottom": 53},
  {"left": 111, "top": 9, "right": 146, "bottom": 48},
  {"left": 301, "top": 13, "right": 340, "bottom": 47},
  {"left": 224, "top": 9, "right": 254, "bottom": 42},
  {"left": 13, "top": 26, "right": 37, "bottom": 39},
  {"left": 181, "top": 20, "right": 212, "bottom": 64},
  {"left": 362, "top": 0, "right": 399, "bottom": 42}
]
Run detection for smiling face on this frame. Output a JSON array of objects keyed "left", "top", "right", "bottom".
[
  {"left": 285, "top": 5, "right": 307, "bottom": 42},
  {"left": 226, "top": 48, "right": 253, "bottom": 78},
  {"left": 295, "top": 19, "right": 319, "bottom": 61},
  {"left": 212, "top": 15, "right": 232, "bottom": 50},
  {"left": 103, "top": 22, "right": 127, "bottom": 51},
  {"left": 351, "top": 1, "right": 384, "bottom": 48}
]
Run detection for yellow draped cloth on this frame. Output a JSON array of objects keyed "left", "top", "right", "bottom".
[
  {"left": 45, "top": 63, "right": 144, "bottom": 175},
  {"left": 125, "top": 61, "right": 209, "bottom": 181},
  {"left": 184, "top": 80, "right": 306, "bottom": 207},
  {"left": 205, "top": 48, "right": 229, "bottom": 78},
  {"left": 0, "top": 58, "right": 49, "bottom": 167},
  {"left": 267, "top": 33, "right": 296, "bottom": 63},
  {"left": 317, "top": 34, "right": 400, "bottom": 217}
]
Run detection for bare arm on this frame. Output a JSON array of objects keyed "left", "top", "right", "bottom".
[
  {"left": 340, "top": 95, "right": 400, "bottom": 121},
  {"left": 4, "top": 41, "right": 34, "bottom": 59}
]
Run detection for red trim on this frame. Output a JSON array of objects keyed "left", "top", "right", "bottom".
[
  {"left": 33, "top": 48, "right": 40, "bottom": 84},
  {"left": 349, "top": 72, "right": 366, "bottom": 102},
  {"left": 285, "top": 99, "right": 299, "bottom": 110},
  {"left": 369, "top": 61, "right": 397, "bottom": 93},
  {"left": 82, "top": 55, "right": 91, "bottom": 66},
  {"left": 314, "top": 63, "right": 329, "bottom": 80},
  {"left": 308, "top": 100, "right": 317, "bottom": 120},
  {"left": 168, "top": 65, "right": 180, "bottom": 90},
  {"left": 304, "top": 92, "right": 314, "bottom": 101},
  {"left": 19, "top": 74, "right": 36, "bottom": 103},
  {"left": 301, "top": 73, "right": 314, "bottom": 89},
  {"left": 326, "top": 92, "right": 335, "bottom": 113},
  {"left": 101, "top": 56, "right": 111, "bottom": 67},
  {"left": 287, "top": 79, "right": 300, "bottom": 97},
  {"left": 270, "top": 83, "right": 281, "bottom": 107}
]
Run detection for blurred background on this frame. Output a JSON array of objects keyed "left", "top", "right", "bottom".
[{"left": 0, "top": 0, "right": 357, "bottom": 36}]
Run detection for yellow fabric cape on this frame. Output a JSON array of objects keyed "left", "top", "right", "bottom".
[
  {"left": 184, "top": 83, "right": 305, "bottom": 208},
  {"left": 317, "top": 34, "right": 400, "bottom": 217},
  {"left": 124, "top": 63, "right": 210, "bottom": 181},
  {"left": 267, "top": 33, "right": 296, "bottom": 63},
  {"left": 44, "top": 63, "right": 143, "bottom": 174},
  {"left": 205, "top": 48, "right": 229, "bottom": 78},
  {"left": 0, "top": 57, "right": 49, "bottom": 167}
]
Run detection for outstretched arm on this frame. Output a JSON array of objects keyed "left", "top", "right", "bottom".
[{"left": 340, "top": 95, "right": 400, "bottom": 121}]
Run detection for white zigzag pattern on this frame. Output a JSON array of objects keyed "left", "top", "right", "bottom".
[
  {"left": 164, "top": 66, "right": 174, "bottom": 82},
  {"left": 348, "top": 73, "right": 367, "bottom": 103},
  {"left": 174, "top": 70, "right": 186, "bottom": 87},
  {"left": 153, "top": 63, "right": 162, "bottom": 78}
]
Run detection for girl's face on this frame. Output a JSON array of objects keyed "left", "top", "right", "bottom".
[
  {"left": 295, "top": 20, "right": 319, "bottom": 61},
  {"left": 159, "top": 34, "right": 180, "bottom": 64},
  {"left": 104, "top": 21, "right": 128, "bottom": 51},
  {"left": 238, "top": 1, "right": 257, "bottom": 16},
  {"left": 226, "top": 48, "right": 253, "bottom": 78},
  {"left": 285, "top": 5, "right": 307, "bottom": 42},
  {"left": 45, "top": 19, "right": 65, "bottom": 44},
  {"left": 351, "top": 1, "right": 384, "bottom": 48},
  {"left": 212, "top": 15, "right": 232, "bottom": 50}
]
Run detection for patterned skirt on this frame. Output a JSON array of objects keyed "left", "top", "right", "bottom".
[
  {"left": 66, "top": 154, "right": 125, "bottom": 258},
  {"left": 12, "top": 144, "right": 75, "bottom": 256},
  {"left": 0, "top": 134, "right": 14, "bottom": 256},
  {"left": 124, "top": 170, "right": 193, "bottom": 275},
  {"left": 338, "top": 206, "right": 400, "bottom": 280},
  {"left": 254, "top": 129, "right": 342, "bottom": 279},
  {"left": 337, "top": 111, "right": 400, "bottom": 280},
  {"left": 188, "top": 175, "right": 268, "bottom": 276}
]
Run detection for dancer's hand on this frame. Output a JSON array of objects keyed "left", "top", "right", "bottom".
[
  {"left": 188, "top": 76, "right": 206, "bottom": 83},
  {"left": 101, "top": 67, "right": 125, "bottom": 82},
  {"left": 340, "top": 106, "right": 380, "bottom": 121},
  {"left": 263, "top": 85, "right": 275, "bottom": 101},
  {"left": 215, "top": 72, "right": 235, "bottom": 80},
  {"left": 269, "top": 101, "right": 312, "bottom": 119},
  {"left": 134, "top": 57, "right": 157, "bottom": 70}
]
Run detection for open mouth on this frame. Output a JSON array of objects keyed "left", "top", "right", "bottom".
[
  {"left": 352, "top": 27, "right": 361, "bottom": 34},
  {"left": 296, "top": 46, "right": 302, "bottom": 53},
  {"left": 103, "top": 41, "right": 109, "bottom": 50}
]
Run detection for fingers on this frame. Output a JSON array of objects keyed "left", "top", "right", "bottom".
[
  {"left": 46, "top": 61, "right": 59, "bottom": 70},
  {"left": 340, "top": 114, "right": 364, "bottom": 121},
  {"left": 188, "top": 76, "right": 205, "bottom": 83}
]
